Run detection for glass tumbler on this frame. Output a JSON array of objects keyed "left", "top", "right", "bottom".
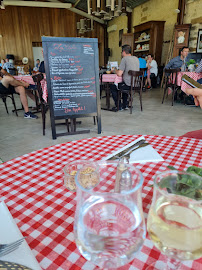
[
  {"left": 63, "top": 160, "right": 98, "bottom": 192},
  {"left": 147, "top": 170, "right": 202, "bottom": 270},
  {"left": 74, "top": 161, "right": 146, "bottom": 269}
]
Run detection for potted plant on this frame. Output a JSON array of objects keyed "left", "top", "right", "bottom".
[{"left": 187, "top": 59, "right": 196, "bottom": 72}]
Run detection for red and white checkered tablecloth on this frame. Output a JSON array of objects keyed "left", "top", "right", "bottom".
[
  {"left": 0, "top": 135, "right": 202, "bottom": 270},
  {"left": 176, "top": 72, "right": 202, "bottom": 92},
  {"left": 14, "top": 75, "right": 48, "bottom": 103},
  {"left": 101, "top": 74, "right": 123, "bottom": 84}
]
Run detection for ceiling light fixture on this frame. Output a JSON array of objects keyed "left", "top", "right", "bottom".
[{"left": 88, "top": 0, "right": 127, "bottom": 21}]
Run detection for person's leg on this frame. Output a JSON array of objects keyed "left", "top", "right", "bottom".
[
  {"left": 14, "top": 85, "right": 29, "bottom": 112},
  {"left": 110, "top": 84, "right": 118, "bottom": 107},
  {"left": 119, "top": 83, "right": 130, "bottom": 108},
  {"left": 1, "top": 75, "right": 29, "bottom": 89},
  {"left": 26, "top": 89, "right": 36, "bottom": 102},
  {"left": 150, "top": 73, "right": 157, "bottom": 88},
  {"left": 147, "top": 71, "right": 151, "bottom": 87}
]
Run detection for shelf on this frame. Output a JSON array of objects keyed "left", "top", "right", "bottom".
[
  {"left": 134, "top": 49, "right": 149, "bottom": 52},
  {"left": 135, "top": 39, "right": 150, "bottom": 43}
]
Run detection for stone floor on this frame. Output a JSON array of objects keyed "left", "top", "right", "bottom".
[{"left": 0, "top": 88, "right": 201, "bottom": 162}]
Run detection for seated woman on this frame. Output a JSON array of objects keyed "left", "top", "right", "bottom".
[{"left": 146, "top": 54, "right": 158, "bottom": 89}]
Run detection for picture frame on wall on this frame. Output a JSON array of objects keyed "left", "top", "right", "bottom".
[
  {"left": 196, "top": 29, "right": 202, "bottom": 53},
  {"left": 173, "top": 24, "right": 191, "bottom": 57}
]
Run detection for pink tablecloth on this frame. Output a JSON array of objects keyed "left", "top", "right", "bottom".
[
  {"left": 0, "top": 134, "right": 202, "bottom": 270},
  {"left": 14, "top": 75, "right": 48, "bottom": 102},
  {"left": 176, "top": 72, "right": 202, "bottom": 91},
  {"left": 101, "top": 73, "right": 123, "bottom": 84}
]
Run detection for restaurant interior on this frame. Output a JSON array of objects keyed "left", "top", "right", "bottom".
[{"left": 0, "top": 1, "right": 202, "bottom": 270}]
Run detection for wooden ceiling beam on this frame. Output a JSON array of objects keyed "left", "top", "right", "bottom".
[
  {"left": 4, "top": 1, "right": 72, "bottom": 8},
  {"left": 74, "top": 0, "right": 82, "bottom": 8}
]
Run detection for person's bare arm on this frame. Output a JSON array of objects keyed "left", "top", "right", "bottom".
[
  {"left": 116, "top": 69, "right": 123, "bottom": 77},
  {"left": 147, "top": 61, "right": 152, "bottom": 70},
  {"left": 185, "top": 88, "right": 202, "bottom": 108},
  {"left": 1, "top": 68, "right": 11, "bottom": 76}
]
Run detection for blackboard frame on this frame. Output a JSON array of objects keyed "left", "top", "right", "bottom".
[{"left": 42, "top": 36, "right": 101, "bottom": 139}]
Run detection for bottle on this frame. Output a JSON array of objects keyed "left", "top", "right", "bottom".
[
  {"left": 107, "top": 61, "right": 110, "bottom": 71},
  {"left": 114, "top": 157, "right": 128, "bottom": 193},
  {"left": 120, "top": 169, "right": 132, "bottom": 193}
]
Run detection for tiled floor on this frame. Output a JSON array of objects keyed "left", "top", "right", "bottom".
[{"left": 0, "top": 88, "right": 201, "bottom": 162}]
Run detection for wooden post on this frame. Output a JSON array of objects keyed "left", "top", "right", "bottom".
[{"left": 177, "top": 0, "right": 186, "bottom": 25}]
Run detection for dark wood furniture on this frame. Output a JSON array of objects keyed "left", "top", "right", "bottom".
[
  {"left": 0, "top": 93, "right": 18, "bottom": 116},
  {"left": 133, "top": 21, "right": 165, "bottom": 66},
  {"left": 173, "top": 24, "right": 191, "bottom": 57},
  {"left": 32, "top": 73, "right": 48, "bottom": 135},
  {"left": 162, "top": 68, "right": 181, "bottom": 106},
  {"left": 117, "top": 70, "right": 144, "bottom": 114},
  {"left": 122, "top": 33, "right": 134, "bottom": 52}
]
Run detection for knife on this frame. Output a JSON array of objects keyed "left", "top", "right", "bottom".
[{"left": 108, "top": 139, "right": 148, "bottom": 160}]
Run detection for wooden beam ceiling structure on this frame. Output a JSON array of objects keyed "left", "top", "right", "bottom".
[
  {"left": 3, "top": 0, "right": 105, "bottom": 24},
  {"left": 3, "top": 0, "right": 150, "bottom": 24}
]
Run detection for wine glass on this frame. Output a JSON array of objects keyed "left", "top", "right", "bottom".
[
  {"left": 74, "top": 161, "right": 146, "bottom": 269},
  {"left": 147, "top": 170, "right": 202, "bottom": 270}
]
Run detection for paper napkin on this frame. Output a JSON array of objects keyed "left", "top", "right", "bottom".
[
  {"left": 0, "top": 201, "right": 41, "bottom": 270},
  {"left": 103, "top": 136, "right": 164, "bottom": 163}
]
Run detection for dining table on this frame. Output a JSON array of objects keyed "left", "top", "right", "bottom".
[
  {"left": 0, "top": 134, "right": 201, "bottom": 270},
  {"left": 100, "top": 73, "right": 122, "bottom": 110},
  {"left": 14, "top": 75, "right": 48, "bottom": 103},
  {"left": 176, "top": 71, "right": 202, "bottom": 92}
]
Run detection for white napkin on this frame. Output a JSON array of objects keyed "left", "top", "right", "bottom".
[
  {"left": 0, "top": 201, "right": 41, "bottom": 270},
  {"left": 103, "top": 136, "right": 164, "bottom": 163}
]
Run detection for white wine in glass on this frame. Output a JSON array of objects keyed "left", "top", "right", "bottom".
[{"left": 147, "top": 170, "right": 202, "bottom": 270}]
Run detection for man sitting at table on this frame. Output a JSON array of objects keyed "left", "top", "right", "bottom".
[
  {"left": 0, "top": 68, "right": 38, "bottom": 119},
  {"left": 110, "top": 44, "right": 139, "bottom": 111},
  {"left": 165, "top": 47, "right": 189, "bottom": 70}
]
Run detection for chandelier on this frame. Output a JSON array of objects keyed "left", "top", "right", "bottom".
[
  {"left": 77, "top": 18, "right": 94, "bottom": 34},
  {"left": 87, "top": 0, "right": 127, "bottom": 21}
]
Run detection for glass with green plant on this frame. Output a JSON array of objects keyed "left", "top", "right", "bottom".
[
  {"left": 187, "top": 59, "right": 196, "bottom": 72},
  {"left": 147, "top": 170, "right": 202, "bottom": 270}
]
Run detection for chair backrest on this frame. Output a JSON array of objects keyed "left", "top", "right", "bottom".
[
  {"left": 32, "top": 73, "right": 45, "bottom": 104},
  {"left": 164, "top": 68, "right": 180, "bottom": 85},
  {"left": 128, "top": 70, "right": 144, "bottom": 89},
  {"left": 8, "top": 68, "right": 17, "bottom": 75},
  {"left": 164, "top": 68, "right": 181, "bottom": 74},
  {"left": 140, "top": 67, "right": 147, "bottom": 77},
  {"left": 140, "top": 68, "right": 147, "bottom": 72}
]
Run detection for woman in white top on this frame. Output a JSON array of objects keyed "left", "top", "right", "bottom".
[{"left": 146, "top": 54, "right": 158, "bottom": 89}]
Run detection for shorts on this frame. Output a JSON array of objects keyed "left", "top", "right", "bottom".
[{"left": 0, "top": 82, "right": 16, "bottom": 95}]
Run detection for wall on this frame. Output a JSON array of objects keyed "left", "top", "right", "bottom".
[
  {"left": 108, "top": 15, "right": 128, "bottom": 64},
  {"left": 132, "top": 0, "right": 179, "bottom": 64},
  {"left": 0, "top": 6, "right": 105, "bottom": 67},
  {"left": 184, "top": 0, "right": 202, "bottom": 52},
  {"left": 108, "top": 0, "right": 202, "bottom": 65}
]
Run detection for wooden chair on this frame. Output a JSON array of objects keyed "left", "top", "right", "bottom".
[
  {"left": 117, "top": 70, "right": 144, "bottom": 114},
  {"left": 162, "top": 68, "right": 181, "bottom": 106},
  {"left": 32, "top": 74, "right": 48, "bottom": 135},
  {"left": 0, "top": 92, "right": 18, "bottom": 116}
]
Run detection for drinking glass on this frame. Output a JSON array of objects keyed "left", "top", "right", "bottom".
[
  {"left": 147, "top": 170, "right": 202, "bottom": 270},
  {"left": 74, "top": 161, "right": 146, "bottom": 269},
  {"left": 63, "top": 160, "right": 98, "bottom": 192}
]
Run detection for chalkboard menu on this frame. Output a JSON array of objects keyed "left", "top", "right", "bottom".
[{"left": 42, "top": 37, "right": 101, "bottom": 139}]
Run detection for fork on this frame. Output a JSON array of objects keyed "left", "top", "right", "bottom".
[{"left": 0, "top": 237, "right": 26, "bottom": 257}]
